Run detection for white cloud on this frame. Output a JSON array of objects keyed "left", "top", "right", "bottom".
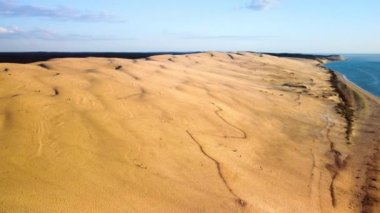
[
  {"left": 0, "top": 26, "right": 130, "bottom": 40},
  {"left": 248, "top": 0, "right": 278, "bottom": 10},
  {"left": 0, "top": 0, "right": 122, "bottom": 22},
  {"left": 0, "top": 26, "right": 55, "bottom": 39},
  {"left": 182, "top": 34, "right": 271, "bottom": 40},
  {"left": 0, "top": 26, "right": 22, "bottom": 34}
]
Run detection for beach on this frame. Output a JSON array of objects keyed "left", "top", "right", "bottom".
[{"left": 0, "top": 52, "right": 379, "bottom": 212}]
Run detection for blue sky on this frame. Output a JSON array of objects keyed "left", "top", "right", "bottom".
[{"left": 0, "top": 0, "right": 379, "bottom": 53}]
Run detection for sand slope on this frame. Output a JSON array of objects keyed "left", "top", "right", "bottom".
[{"left": 0, "top": 52, "right": 378, "bottom": 212}]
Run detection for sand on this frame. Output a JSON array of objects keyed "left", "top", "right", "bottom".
[{"left": 0, "top": 52, "right": 378, "bottom": 212}]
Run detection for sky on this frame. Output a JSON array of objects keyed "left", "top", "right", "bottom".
[{"left": 0, "top": 0, "right": 379, "bottom": 53}]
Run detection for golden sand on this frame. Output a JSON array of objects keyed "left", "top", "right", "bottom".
[{"left": 0, "top": 52, "right": 379, "bottom": 212}]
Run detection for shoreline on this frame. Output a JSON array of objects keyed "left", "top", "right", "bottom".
[
  {"left": 324, "top": 57, "right": 380, "bottom": 100},
  {"left": 335, "top": 71, "right": 380, "bottom": 103},
  {"left": 321, "top": 60, "right": 380, "bottom": 126}
]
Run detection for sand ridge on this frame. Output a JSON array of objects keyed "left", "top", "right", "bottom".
[{"left": 0, "top": 52, "right": 378, "bottom": 212}]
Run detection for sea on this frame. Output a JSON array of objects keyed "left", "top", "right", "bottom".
[{"left": 325, "top": 54, "right": 380, "bottom": 98}]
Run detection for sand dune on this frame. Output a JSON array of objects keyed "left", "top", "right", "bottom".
[{"left": 0, "top": 52, "right": 379, "bottom": 212}]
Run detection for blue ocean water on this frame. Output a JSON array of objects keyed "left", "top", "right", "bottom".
[{"left": 325, "top": 54, "right": 380, "bottom": 97}]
